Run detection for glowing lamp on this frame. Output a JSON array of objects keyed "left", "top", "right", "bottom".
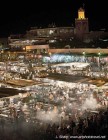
[
  {"left": 82, "top": 51, "right": 86, "bottom": 55},
  {"left": 98, "top": 52, "right": 101, "bottom": 56}
]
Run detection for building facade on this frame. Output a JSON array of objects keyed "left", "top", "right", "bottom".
[
  {"left": 8, "top": 7, "right": 108, "bottom": 51},
  {"left": 75, "top": 7, "right": 89, "bottom": 40},
  {"left": 26, "top": 27, "right": 74, "bottom": 38}
]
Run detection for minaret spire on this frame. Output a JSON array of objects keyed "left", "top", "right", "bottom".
[{"left": 75, "top": 6, "right": 89, "bottom": 40}]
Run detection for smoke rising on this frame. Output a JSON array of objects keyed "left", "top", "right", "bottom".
[{"left": 82, "top": 95, "right": 98, "bottom": 110}]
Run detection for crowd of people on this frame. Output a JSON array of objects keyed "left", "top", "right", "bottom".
[
  {"left": 0, "top": 80, "right": 108, "bottom": 140},
  {"left": 0, "top": 55, "right": 108, "bottom": 140}
]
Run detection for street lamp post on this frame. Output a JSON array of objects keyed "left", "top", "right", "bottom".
[
  {"left": 82, "top": 51, "right": 86, "bottom": 62},
  {"left": 98, "top": 52, "right": 101, "bottom": 70}
]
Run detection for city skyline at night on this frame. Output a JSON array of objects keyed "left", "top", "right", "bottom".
[{"left": 0, "top": 0, "right": 108, "bottom": 37}]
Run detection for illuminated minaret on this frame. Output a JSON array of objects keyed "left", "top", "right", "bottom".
[
  {"left": 78, "top": 7, "right": 85, "bottom": 19},
  {"left": 75, "top": 7, "right": 89, "bottom": 40}
]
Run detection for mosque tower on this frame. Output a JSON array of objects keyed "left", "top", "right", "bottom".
[{"left": 75, "top": 7, "right": 89, "bottom": 40}]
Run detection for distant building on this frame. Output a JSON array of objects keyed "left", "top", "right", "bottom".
[
  {"left": 0, "top": 38, "right": 8, "bottom": 50},
  {"left": 8, "top": 26, "right": 74, "bottom": 51},
  {"left": 26, "top": 26, "right": 74, "bottom": 39},
  {"left": 8, "top": 7, "right": 108, "bottom": 51},
  {"left": 75, "top": 7, "right": 89, "bottom": 40}
]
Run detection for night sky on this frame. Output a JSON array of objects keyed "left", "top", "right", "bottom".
[{"left": 0, "top": 0, "right": 108, "bottom": 37}]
